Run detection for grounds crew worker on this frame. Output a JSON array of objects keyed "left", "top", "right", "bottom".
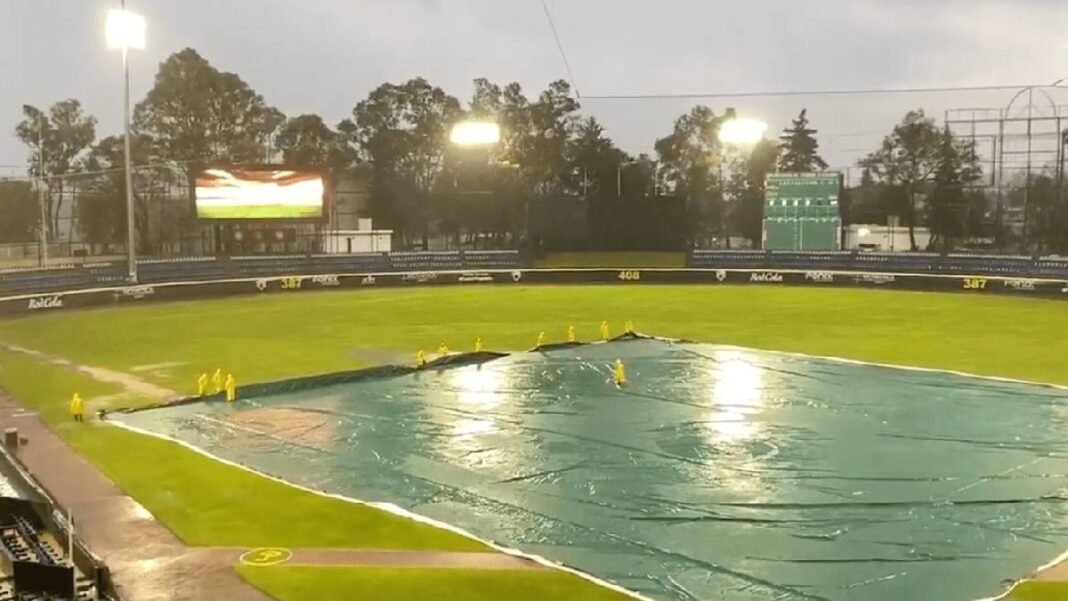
[
  {"left": 212, "top": 368, "right": 224, "bottom": 394},
  {"left": 225, "top": 374, "right": 237, "bottom": 402},
  {"left": 70, "top": 393, "right": 84, "bottom": 423}
]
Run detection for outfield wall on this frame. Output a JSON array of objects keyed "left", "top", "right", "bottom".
[{"left": 1, "top": 268, "right": 1066, "bottom": 318}]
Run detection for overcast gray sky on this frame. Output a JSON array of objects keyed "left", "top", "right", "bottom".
[{"left": 3, "top": 0, "right": 1067, "bottom": 179}]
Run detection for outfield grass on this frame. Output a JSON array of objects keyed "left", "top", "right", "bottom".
[
  {"left": 237, "top": 566, "right": 637, "bottom": 601},
  {"left": 534, "top": 252, "right": 686, "bottom": 268},
  {"left": 1008, "top": 581, "right": 1068, "bottom": 600},
  {"left": 2, "top": 285, "right": 1068, "bottom": 600},
  {"left": 1, "top": 286, "right": 1065, "bottom": 393}
]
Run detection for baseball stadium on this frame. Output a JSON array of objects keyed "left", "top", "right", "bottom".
[
  {"left": 0, "top": 249, "right": 1066, "bottom": 601},
  {"left": 4, "top": 3, "right": 1068, "bottom": 601}
]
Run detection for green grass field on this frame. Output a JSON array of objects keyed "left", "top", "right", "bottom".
[
  {"left": 2, "top": 285, "right": 1067, "bottom": 600},
  {"left": 197, "top": 204, "right": 323, "bottom": 219},
  {"left": 2, "top": 286, "right": 1066, "bottom": 390},
  {"left": 1007, "top": 581, "right": 1068, "bottom": 601}
]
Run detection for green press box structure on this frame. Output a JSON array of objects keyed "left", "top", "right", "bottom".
[{"left": 763, "top": 173, "right": 842, "bottom": 250}]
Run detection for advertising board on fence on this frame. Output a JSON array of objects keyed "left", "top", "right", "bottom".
[{"left": 1, "top": 268, "right": 1065, "bottom": 317}]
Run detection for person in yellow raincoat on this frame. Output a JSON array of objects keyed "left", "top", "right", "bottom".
[
  {"left": 70, "top": 393, "right": 84, "bottom": 423},
  {"left": 567, "top": 326, "right": 576, "bottom": 343},
  {"left": 212, "top": 368, "right": 223, "bottom": 394},
  {"left": 600, "top": 321, "right": 610, "bottom": 341},
  {"left": 196, "top": 373, "right": 208, "bottom": 397},
  {"left": 224, "top": 374, "right": 237, "bottom": 402}
]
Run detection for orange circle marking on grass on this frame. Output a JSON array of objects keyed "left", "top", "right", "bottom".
[{"left": 240, "top": 547, "right": 292, "bottom": 566}]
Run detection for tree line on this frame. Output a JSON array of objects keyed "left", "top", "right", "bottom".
[{"left": 3, "top": 47, "right": 1065, "bottom": 254}]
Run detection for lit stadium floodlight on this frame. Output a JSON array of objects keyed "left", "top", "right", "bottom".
[
  {"left": 718, "top": 117, "right": 768, "bottom": 146},
  {"left": 450, "top": 121, "right": 501, "bottom": 147},
  {"left": 105, "top": 9, "right": 146, "bottom": 50},
  {"left": 106, "top": 5, "right": 146, "bottom": 283}
]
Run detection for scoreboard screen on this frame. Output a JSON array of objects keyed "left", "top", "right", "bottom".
[
  {"left": 764, "top": 173, "right": 841, "bottom": 251},
  {"left": 195, "top": 168, "right": 324, "bottom": 220}
]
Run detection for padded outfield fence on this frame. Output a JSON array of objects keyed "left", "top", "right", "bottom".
[{"left": 2, "top": 266, "right": 1065, "bottom": 318}]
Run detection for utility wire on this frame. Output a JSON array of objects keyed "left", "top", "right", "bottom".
[
  {"left": 583, "top": 83, "right": 1066, "bottom": 101},
  {"left": 539, "top": 0, "right": 581, "bottom": 98},
  {"left": 0, "top": 159, "right": 192, "bottom": 183}
]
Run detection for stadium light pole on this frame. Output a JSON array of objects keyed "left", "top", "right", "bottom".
[
  {"left": 716, "top": 112, "right": 767, "bottom": 249},
  {"left": 718, "top": 116, "right": 768, "bottom": 147},
  {"left": 106, "top": 4, "right": 145, "bottom": 283},
  {"left": 450, "top": 121, "right": 501, "bottom": 148}
]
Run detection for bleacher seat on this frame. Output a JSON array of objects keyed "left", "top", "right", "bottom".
[{"left": 688, "top": 249, "right": 1068, "bottom": 278}]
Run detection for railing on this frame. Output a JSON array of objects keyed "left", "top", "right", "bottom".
[
  {"left": 0, "top": 251, "right": 524, "bottom": 296},
  {"left": 688, "top": 250, "right": 1068, "bottom": 279},
  {"left": 6, "top": 249, "right": 1068, "bottom": 298}
]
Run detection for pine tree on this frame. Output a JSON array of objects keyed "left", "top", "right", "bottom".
[{"left": 778, "top": 109, "right": 828, "bottom": 173}]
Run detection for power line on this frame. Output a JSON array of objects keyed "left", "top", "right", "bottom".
[
  {"left": 582, "top": 83, "right": 1065, "bottom": 101},
  {"left": 539, "top": 0, "right": 581, "bottom": 98},
  {"left": 0, "top": 159, "right": 192, "bottom": 183}
]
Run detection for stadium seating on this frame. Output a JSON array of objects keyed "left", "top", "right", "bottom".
[{"left": 689, "top": 249, "right": 1068, "bottom": 279}]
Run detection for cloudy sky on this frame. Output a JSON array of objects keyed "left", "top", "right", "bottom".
[{"left": 3, "top": 0, "right": 1067, "bottom": 179}]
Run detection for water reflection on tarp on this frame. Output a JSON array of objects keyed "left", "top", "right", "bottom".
[{"left": 116, "top": 340, "right": 1068, "bottom": 601}]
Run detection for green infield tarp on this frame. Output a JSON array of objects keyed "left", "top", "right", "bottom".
[{"left": 116, "top": 339, "right": 1068, "bottom": 601}]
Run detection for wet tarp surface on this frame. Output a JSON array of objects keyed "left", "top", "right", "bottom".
[{"left": 116, "top": 340, "right": 1068, "bottom": 601}]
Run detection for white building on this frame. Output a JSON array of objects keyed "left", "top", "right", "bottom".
[{"left": 843, "top": 223, "right": 932, "bottom": 252}]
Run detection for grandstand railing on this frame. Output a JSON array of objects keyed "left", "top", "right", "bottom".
[
  {"left": 4, "top": 249, "right": 1067, "bottom": 297},
  {"left": 688, "top": 250, "right": 1068, "bottom": 279},
  {"left": 0, "top": 250, "right": 524, "bottom": 296}
]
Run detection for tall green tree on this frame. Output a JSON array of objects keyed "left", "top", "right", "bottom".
[
  {"left": 859, "top": 110, "right": 979, "bottom": 250},
  {"left": 78, "top": 136, "right": 137, "bottom": 250},
  {"left": 567, "top": 116, "right": 625, "bottom": 197},
  {"left": 566, "top": 116, "right": 628, "bottom": 248},
  {"left": 655, "top": 106, "right": 730, "bottom": 245},
  {"left": 275, "top": 114, "right": 355, "bottom": 175},
  {"left": 134, "top": 48, "right": 285, "bottom": 165},
  {"left": 519, "top": 80, "right": 580, "bottom": 194},
  {"left": 730, "top": 139, "right": 779, "bottom": 247},
  {"left": 0, "top": 181, "right": 40, "bottom": 243},
  {"left": 1011, "top": 173, "right": 1067, "bottom": 253},
  {"left": 466, "top": 78, "right": 581, "bottom": 195},
  {"left": 778, "top": 109, "right": 826, "bottom": 173},
  {"left": 467, "top": 79, "right": 528, "bottom": 168},
  {"left": 348, "top": 77, "right": 461, "bottom": 247},
  {"left": 928, "top": 125, "right": 981, "bottom": 250},
  {"left": 15, "top": 100, "right": 97, "bottom": 238}
]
